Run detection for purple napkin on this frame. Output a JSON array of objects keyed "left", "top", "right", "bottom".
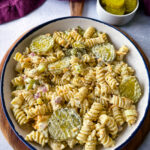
[
  {"left": 0, "top": 0, "right": 45, "bottom": 24},
  {"left": 143, "top": 0, "right": 150, "bottom": 16}
]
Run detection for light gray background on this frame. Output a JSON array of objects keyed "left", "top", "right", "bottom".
[{"left": 0, "top": 0, "right": 150, "bottom": 150}]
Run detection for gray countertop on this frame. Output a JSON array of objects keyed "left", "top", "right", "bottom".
[{"left": 0, "top": 0, "right": 150, "bottom": 150}]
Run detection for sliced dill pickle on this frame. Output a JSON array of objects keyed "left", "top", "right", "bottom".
[
  {"left": 119, "top": 76, "right": 142, "bottom": 103},
  {"left": 105, "top": 0, "right": 125, "bottom": 9},
  {"left": 101, "top": 0, "right": 106, "bottom": 6},
  {"left": 30, "top": 34, "right": 54, "bottom": 55},
  {"left": 125, "top": 0, "right": 137, "bottom": 13},
  {"left": 48, "top": 108, "right": 81, "bottom": 141},
  {"left": 48, "top": 57, "right": 70, "bottom": 74},
  {"left": 105, "top": 6, "right": 125, "bottom": 15},
  {"left": 92, "top": 43, "right": 116, "bottom": 62}
]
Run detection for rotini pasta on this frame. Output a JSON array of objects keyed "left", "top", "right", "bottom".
[
  {"left": 99, "top": 114, "right": 118, "bottom": 138},
  {"left": 84, "top": 27, "right": 96, "bottom": 39},
  {"left": 123, "top": 105, "right": 138, "bottom": 126},
  {"left": 25, "top": 104, "right": 49, "bottom": 119},
  {"left": 84, "top": 130, "right": 97, "bottom": 150},
  {"left": 22, "top": 91, "right": 36, "bottom": 106},
  {"left": 111, "top": 95, "right": 132, "bottom": 109},
  {"left": 111, "top": 105, "right": 125, "bottom": 126},
  {"left": 84, "top": 102, "right": 103, "bottom": 121},
  {"left": 12, "top": 108, "right": 28, "bottom": 125},
  {"left": 11, "top": 76, "right": 24, "bottom": 87},
  {"left": 53, "top": 32, "right": 69, "bottom": 48},
  {"left": 76, "top": 120, "right": 95, "bottom": 144},
  {"left": 25, "top": 131, "right": 48, "bottom": 147},
  {"left": 85, "top": 33, "right": 107, "bottom": 47},
  {"left": 96, "top": 123, "right": 115, "bottom": 148},
  {"left": 11, "top": 95, "right": 24, "bottom": 108},
  {"left": 105, "top": 72, "right": 119, "bottom": 90},
  {"left": 70, "top": 29, "right": 84, "bottom": 42},
  {"left": 116, "top": 45, "right": 129, "bottom": 60}
]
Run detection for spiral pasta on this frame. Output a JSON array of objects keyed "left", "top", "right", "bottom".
[
  {"left": 84, "top": 27, "right": 96, "bottom": 39},
  {"left": 70, "top": 29, "right": 84, "bottom": 42},
  {"left": 96, "top": 123, "right": 114, "bottom": 148},
  {"left": 116, "top": 45, "right": 129, "bottom": 60},
  {"left": 100, "top": 83, "right": 111, "bottom": 96},
  {"left": 99, "top": 114, "right": 118, "bottom": 138},
  {"left": 96, "top": 66, "right": 107, "bottom": 84},
  {"left": 13, "top": 52, "right": 24, "bottom": 63},
  {"left": 111, "top": 105, "right": 125, "bottom": 126},
  {"left": 111, "top": 95, "right": 132, "bottom": 109},
  {"left": 84, "top": 130, "right": 97, "bottom": 150},
  {"left": 53, "top": 32, "right": 69, "bottom": 48},
  {"left": 22, "top": 91, "right": 36, "bottom": 106},
  {"left": 85, "top": 33, "right": 107, "bottom": 47},
  {"left": 84, "top": 102, "right": 103, "bottom": 121},
  {"left": 105, "top": 73, "right": 119, "bottom": 90},
  {"left": 11, "top": 95, "right": 24, "bottom": 108},
  {"left": 82, "top": 54, "right": 95, "bottom": 63},
  {"left": 76, "top": 120, "right": 95, "bottom": 143},
  {"left": 123, "top": 105, "right": 138, "bottom": 126},
  {"left": 12, "top": 108, "right": 28, "bottom": 125},
  {"left": 11, "top": 76, "right": 24, "bottom": 87},
  {"left": 25, "top": 131, "right": 48, "bottom": 147},
  {"left": 113, "top": 61, "right": 134, "bottom": 76},
  {"left": 57, "top": 31, "right": 74, "bottom": 45},
  {"left": 56, "top": 84, "right": 76, "bottom": 101},
  {"left": 25, "top": 104, "right": 49, "bottom": 119}
]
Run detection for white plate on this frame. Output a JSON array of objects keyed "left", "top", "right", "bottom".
[{"left": 1, "top": 17, "right": 150, "bottom": 150}]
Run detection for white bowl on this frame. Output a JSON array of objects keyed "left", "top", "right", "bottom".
[
  {"left": 96, "top": 0, "right": 139, "bottom": 25},
  {"left": 0, "top": 17, "right": 150, "bottom": 150}
]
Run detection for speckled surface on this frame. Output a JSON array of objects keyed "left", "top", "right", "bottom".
[{"left": 0, "top": 0, "right": 150, "bottom": 150}]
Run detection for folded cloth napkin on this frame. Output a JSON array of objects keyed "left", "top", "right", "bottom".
[{"left": 0, "top": 0, "right": 45, "bottom": 24}]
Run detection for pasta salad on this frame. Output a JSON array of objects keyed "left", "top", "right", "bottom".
[{"left": 11, "top": 26, "right": 142, "bottom": 150}]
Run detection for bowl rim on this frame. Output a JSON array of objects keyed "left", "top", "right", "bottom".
[
  {"left": 0, "top": 16, "right": 150, "bottom": 150},
  {"left": 97, "top": 0, "right": 139, "bottom": 17}
]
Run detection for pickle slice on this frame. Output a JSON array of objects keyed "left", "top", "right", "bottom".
[
  {"left": 125, "top": 0, "right": 137, "bottom": 13},
  {"left": 105, "top": 6, "right": 125, "bottom": 15},
  {"left": 105, "top": 0, "right": 125, "bottom": 9},
  {"left": 30, "top": 34, "right": 54, "bottom": 55},
  {"left": 101, "top": 0, "right": 106, "bottom": 6},
  {"left": 119, "top": 76, "right": 142, "bottom": 103},
  {"left": 48, "top": 108, "right": 81, "bottom": 141},
  {"left": 92, "top": 43, "right": 116, "bottom": 62},
  {"left": 48, "top": 57, "right": 70, "bottom": 74}
]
